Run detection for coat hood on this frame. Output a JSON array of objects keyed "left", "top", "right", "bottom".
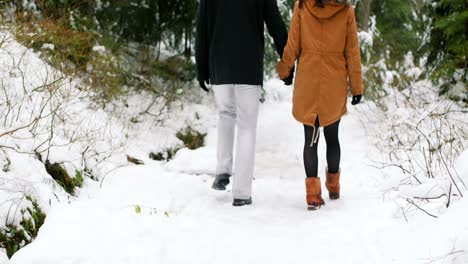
[{"left": 304, "top": 0, "right": 349, "bottom": 19}]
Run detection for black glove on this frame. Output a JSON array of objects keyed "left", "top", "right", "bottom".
[
  {"left": 199, "top": 79, "right": 209, "bottom": 93},
  {"left": 282, "top": 66, "right": 295, "bottom": 86},
  {"left": 351, "top": 94, "right": 362, "bottom": 105}
]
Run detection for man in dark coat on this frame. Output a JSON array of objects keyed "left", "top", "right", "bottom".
[{"left": 196, "top": 0, "right": 292, "bottom": 206}]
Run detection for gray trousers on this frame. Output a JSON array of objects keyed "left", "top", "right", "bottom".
[{"left": 213, "top": 84, "right": 261, "bottom": 199}]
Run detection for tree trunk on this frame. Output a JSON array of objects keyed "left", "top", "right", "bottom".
[
  {"left": 363, "top": 0, "right": 372, "bottom": 32},
  {"left": 185, "top": 26, "right": 189, "bottom": 59}
]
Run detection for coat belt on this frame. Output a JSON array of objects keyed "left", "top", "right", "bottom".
[{"left": 302, "top": 50, "right": 344, "bottom": 56}]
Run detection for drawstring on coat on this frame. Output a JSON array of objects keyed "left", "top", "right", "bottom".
[{"left": 310, "top": 125, "right": 320, "bottom": 147}]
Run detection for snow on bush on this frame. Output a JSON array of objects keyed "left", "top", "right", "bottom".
[
  {"left": 40, "top": 43, "right": 54, "bottom": 51},
  {"left": 0, "top": 28, "right": 215, "bottom": 227},
  {"left": 91, "top": 45, "right": 106, "bottom": 54},
  {"left": 358, "top": 31, "right": 373, "bottom": 48},
  {"left": 360, "top": 79, "right": 467, "bottom": 218},
  {"left": 0, "top": 28, "right": 216, "bottom": 258},
  {"left": 0, "top": 30, "right": 122, "bottom": 178}
]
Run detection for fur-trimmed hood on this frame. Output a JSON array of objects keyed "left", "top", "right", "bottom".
[{"left": 304, "top": 0, "right": 352, "bottom": 19}]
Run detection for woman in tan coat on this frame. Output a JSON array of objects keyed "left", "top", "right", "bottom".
[{"left": 277, "top": 0, "right": 363, "bottom": 210}]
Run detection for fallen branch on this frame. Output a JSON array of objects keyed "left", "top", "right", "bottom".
[
  {"left": 0, "top": 117, "right": 38, "bottom": 138},
  {"left": 406, "top": 198, "right": 438, "bottom": 218}
]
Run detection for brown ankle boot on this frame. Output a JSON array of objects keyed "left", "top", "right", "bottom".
[
  {"left": 325, "top": 169, "right": 340, "bottom": 200},
  {"left": 305, "top": 177, "right": 325, "bottom": 210}
]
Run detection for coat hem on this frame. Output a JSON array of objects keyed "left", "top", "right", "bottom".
[{"left": 293, "top": 108, "right": 347, "bottom": 127}]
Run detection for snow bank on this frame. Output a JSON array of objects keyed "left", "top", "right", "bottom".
[
  {"left": 0, "top": 29, "right": 215, "bottom": 235},
  {"left": 0, "top": 31, "right": 77, "bottom": 224},
  {"left": 374, "top": 196, "right": 468, "bottom": 263},
  {"left": 455, "top": 149, "right": 468, "bottom": 183},
  {"left": 0, "top": 250, "right": 7, "bottom": 264},
  {"left": 166, "top": 147, "right": 217, "bottom": 175},
  {"left": 0, "top": 149, "right": 68, "bottom": 228}
]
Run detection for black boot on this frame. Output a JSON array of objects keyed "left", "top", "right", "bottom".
[
  {"left": 212, "top": 173, "right": 231, "bottom": 190},
  {"left": 232, "top": 197, "right": 252, "bottom": 207}
]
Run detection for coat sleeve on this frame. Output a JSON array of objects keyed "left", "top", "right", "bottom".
[
  {"left": 344, "top": 7, "right": 363, "bottom": 96},
  {"left": 195, "top": 0, "right": 209, "bottom": 82},
  {"left": 264, "top": 0, "right": 288, "bottom": 57},
  {"left": 277, "top": 1, "right": 301, "bottom": 80}
]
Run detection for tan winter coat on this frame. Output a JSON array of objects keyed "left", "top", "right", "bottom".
[{"left": 278, "top": 0, "right": 363, "bottom": 127}]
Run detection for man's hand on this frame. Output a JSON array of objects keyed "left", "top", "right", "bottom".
[
  {"left": 199, "top": 79, "right": 210, "bottom": 92},
  {"left": 351, "top": 94, "right": 362, "bottom": 105},
  {"left": 282, "top": 66, "right": 295, "bottom": 86}
]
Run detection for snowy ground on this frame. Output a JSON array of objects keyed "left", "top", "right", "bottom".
[
  {"left": 1, "top": 26, "right": 467, "bottom": 264},
  {"left": 6, "top": 80, "right": 468, "bottom": 264}
]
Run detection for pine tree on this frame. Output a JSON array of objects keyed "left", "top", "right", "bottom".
[
  {"left": 427, "top": 0, "right": 467, "bottom": 90},
  {"left": 368, "top": 0, "right": 420, "bottom": 64}
]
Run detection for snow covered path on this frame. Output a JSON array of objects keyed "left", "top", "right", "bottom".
[{"left": 9, "top": 81, "right": 468, "bottom": 264}]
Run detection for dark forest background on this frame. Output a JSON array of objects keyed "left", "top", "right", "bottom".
[{"left": 0, "top": 0, "right": 466, "bottom": 102}]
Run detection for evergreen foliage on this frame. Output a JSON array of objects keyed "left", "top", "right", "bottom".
[
  {"left": 367, "top": 0, "right": 420, "bottom": 63},
  {"left": 8, "top": 0, "right": 198, "bottom": 102},
  {"left": 426, "top": 0, "right": 467, "bottom": 95},
  {"left": 44, "top": 161, "right": 83, "bottom": 195},
  {"left": 176, "top": 126, "right": 206, "bottom": 150},
  {"left": 0, "top": 196, "right": 46, "bottom": 258},
  {"left": 5, "top": 0, "right": 465, "bottom": 100},
  {"left": 149, "top": 126, "right": 206, "bottom": 161}
]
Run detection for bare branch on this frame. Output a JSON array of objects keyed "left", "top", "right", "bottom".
[{"left": 406, "top": 199, "right": 438, "bottom": 218}]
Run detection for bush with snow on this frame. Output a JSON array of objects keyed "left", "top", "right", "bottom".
[
  {"left": 0, "top": 28, "right": 217, "bottom": 258},
  {"left": 0, "top": 196, "right": 46, "bottom": 258},
  {"left": 361, "top": 80, "right": 467, "bottom": 218}
]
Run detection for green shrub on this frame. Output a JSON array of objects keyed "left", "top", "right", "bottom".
[
  {"left": 149, "top": 147, "right": 181, "bottom": 161},
  {"left": 83, "top": 167, "right": 97, "bottom": 181},
  {"left": 362, "top": 64, "right": 386, "bottom": 101},
  {"left": 44, "top": 161, "right": 82, "bottom": 195},
  {"left": 86, "top": 51, "right": 131, "bottom": 102},
  {"left": 0, "top": 196, "right": 46, "bottom": 258},
  {"left": 72, "top": 170, "right": 84, "bottom": 188},
  {"left": 151, "top": 56, "right": 196, "bottom": 83},
  {"left": 11, "top": 6, "right": 198, "bottom": 106},
  {"left": 13, "top": 13, "right": 131, "bottom": 103},
  {"left": 15, "top": 17, "right": 95, "bottom": 72},
  {"left": 149, "top": 126, "right": 206, "bottom": 161},
  {"left": 2, "top": 158, "right": 11, "bottom": 172},
  {"left": 176, "top": 126, "right": 206, "bottom": 150}
]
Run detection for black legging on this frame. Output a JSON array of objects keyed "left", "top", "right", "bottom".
[{"left": 303, "top": 119, "right": 341, "bottom": 177}]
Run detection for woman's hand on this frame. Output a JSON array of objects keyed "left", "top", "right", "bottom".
[
  {"left": 282, "top": 66, "right": 295, "bottom": 86},
  {"left": 351, "top": 95, "right": 362, "bottom": 105}
]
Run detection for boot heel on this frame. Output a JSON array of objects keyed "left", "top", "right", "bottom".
[
  {"left": 212, "top": 173, "right": 231, "bottom": 190},
  {"left": 305, "top": 177, "right": 325, "bottom": 211},
  {"left": 325, "top": 168, "right": 341, "bottom": 200},
  {"left": 307, "top": 200, "right": 325, "bottom": 211}
]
